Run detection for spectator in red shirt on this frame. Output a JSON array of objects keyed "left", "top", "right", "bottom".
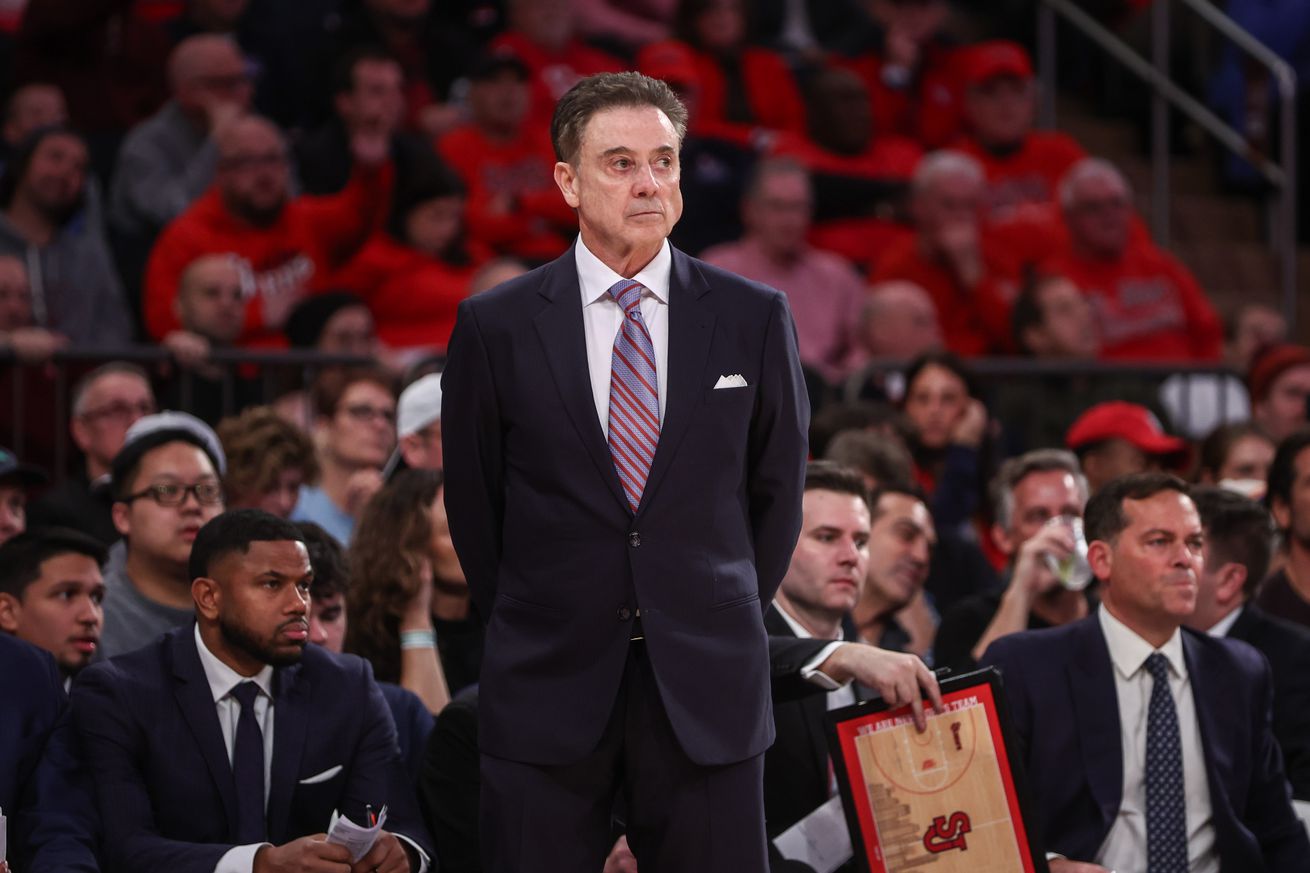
[
  {"left": 490, "top": 0, "right": 624, "bottom": 129},
  {"left": 701, "top": 157, "right": 868, "bottom": 382},
  {"left": 143, "top": 114, "right": 393, "bottom": 345},
  {"left": 436, "top": 50, "right": 576, "bottom": 264},
  {"left": 871, "top": 150, "right": 1018, "bottom": 356},
  {"left": 672, "top": 0, "right": 808, "bottom": 138},
  {"left": 1046, "top": 157, "right": 1222, "bottom": 361},
  {"left": 836, "top": 0, "right": 965, "bottom": 149},
  {"left": 956, "top": 41, "right": 1086, "bottom": 222}
]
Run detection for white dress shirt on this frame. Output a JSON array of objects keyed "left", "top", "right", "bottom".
[
  {"left": 1096, "top": 606, "right": 1218, "bottom": 873},
  {"left": 575, "top": 235, "right": 671, "bottom": 436},
  {"left": 774, "top": 604, "right": 856, "bottom": 712},
  {"left": 194, "top": 625, "right": 276, "bottom": 873},
  {"left": 1205, "top": 604, "right": 1243, "bottom": 639}
]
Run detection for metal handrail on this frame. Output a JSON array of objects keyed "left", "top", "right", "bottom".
[{"left": 1036, "top": 0, "right": 1298, "bottom": 330}]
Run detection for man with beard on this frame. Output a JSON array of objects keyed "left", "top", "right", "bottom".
[
  {"left": 70, "top": 509, "right": 434, "bottom": 872},
  {"left": 143, "top": 113, "right": 393, "bottom": 345},
  {"left": 0, "top": 125, "right": 133, "bottom": 345}
]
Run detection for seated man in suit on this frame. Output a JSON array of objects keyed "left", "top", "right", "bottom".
[
  {"left": 1185, "top": 485, "right": 1310, "bottom": 804},
  {"left": 0, "top": 633, "right": 97, "bottom": 871},
  {"left": 983, "top": 473, "right": 1310, "bottom": 872},
  {"left": 765, "top": 462, "right": 939, "bottom": 852},
  {"left": 70, "top": 509, "right": 433, "bottom": 873}
]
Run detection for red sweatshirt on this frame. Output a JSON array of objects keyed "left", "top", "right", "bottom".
[
  {"left": 437, "top": 122, "right": 576, "bottom": 262},
  {"left": 143, "top": 162, "right": 393, "bottom": 344},
  {"left": 957, "top": 132, "right": 1087, "bottom": 220},
  {"left": 691, "top": 46, "right": 808, "bottom": 137},
  {"left": 1044, "top": 239, "right": 1223, "bottom": 361},
  {"left": 836, "top": 42, "right": 966, "bottom": 150},
  {"left": 489, "top": 32, "right": 624, "bottom": 129}
]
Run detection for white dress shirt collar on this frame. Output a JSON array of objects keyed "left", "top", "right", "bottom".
[
  {"left": 575, "top": 235, "right": 672, "bottom": 307},
  {"left": 194, "top": 623, "right": 275, "bottom": 704},
  {"left": 1099, "top": 604, "right": 1187, "bottom": 682},
  {"left": 775, "top": 601, "right": 846, "bottom": 642},
  {"left": 1206, "top": 604, "right": 1244, "bottom": 638}
]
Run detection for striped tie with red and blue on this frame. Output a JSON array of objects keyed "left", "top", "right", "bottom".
[{"left": 607, "top": 279, "right": 660, "bottom": 513}]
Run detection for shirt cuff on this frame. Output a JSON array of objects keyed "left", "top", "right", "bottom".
[
  {"left": 213, "top": 843, "right": 268, "bottom": 873},
  {"left": 800, "top": 641, "right": 848, "bottom": 690},
  {"left": 395, "top": 833, "right": 430, "bottom": 872}
]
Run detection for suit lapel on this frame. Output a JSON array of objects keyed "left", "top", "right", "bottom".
[
  {"left": 266, "top": 662, "right": 310, "bottom": 843},
  {"left": 639, "top": 248, "right": 714, "bottom": 514},
  {"left": 1067, "top": 618, "right": 1123, "bottom": 830},
  {"left": 171, "top": 628, "right": 240, "bottom": 837},
  {"left": 532, "top": 252, "right": 629, "bottom": 513}
]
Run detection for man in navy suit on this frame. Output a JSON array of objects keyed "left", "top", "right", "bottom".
[
  {"left": 983, "top": 473, "right": 1310, "bottom": 872},
  {"left": 0, "top": 633, "right": 98, "bottom": 872},
  {"left": 70, "top": 509, "right": 433, "bottom": 873},
  {"left": 442, "top": 71, "right": 810, "bottom": 872}
]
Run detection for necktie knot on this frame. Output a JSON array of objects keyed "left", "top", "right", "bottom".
[
  {"left": 608, "top": 279, "right": 645, "bottom": 311},
  {"left": 231, "top": 680, "right": 261, "bottom": 710},
  {"left": 1144, "top": 652, "right": 1171, "bottom": 684}
]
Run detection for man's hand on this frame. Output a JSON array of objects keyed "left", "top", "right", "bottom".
[
  {"left": 816, "top": 644, "right": 943, "bottom": 731},
  {"left": 350, "top": 130, "right": 390, "bottom": 168},
  {"left": 3, "top": 326, "right": 67, "bottom": 363},
  {"left": 254, "top": 835, "right": 353, "bottom": 873},
  {"left": 949, "top": 398, "right": 988, "bottom": 449},
  {"left": 1011, "top": 521, "right": 1075, "bottom": 600},
  {"left": 1048, "top": 860, "right": 1110, "bottom": 873},
  {"left": 933, "top": 218, "right": 983, "bottom": 288},
  {"left": 351, "top": 831, "right": 413, "bottom": 873},
  {"left": 602, "top": 835, "right": 639, "bottom": 873},
  {"left": 204, "top": 99, "right": 244, "bottom": 136},
  {"left": 162, "top": 330, "right": 213, "bottom": 370}
]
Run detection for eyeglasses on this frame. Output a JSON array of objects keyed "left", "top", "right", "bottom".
[
  {"left": 80, "top": 399, "right": 156, "bottom": 423},
  {"left": 341, "top": 403, "right": 396, "bottom": 425},
  {"left": 123, "top": 481, "right": 224, "bottom": 507}
]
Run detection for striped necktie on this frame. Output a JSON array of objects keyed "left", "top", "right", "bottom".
[{"left": 607, "top": 279, "right": 660, "bottom": 513}]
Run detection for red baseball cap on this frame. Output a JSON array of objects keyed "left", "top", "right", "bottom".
[
  {"left": 1065, "top": 402, "right": 1187, "bottom": 456},
  {"left": 1247, "top": 344, "right": 1310, "bottom": 404},
  {"left": 962, "top": 41, "right": 1034, "bottom": 87},
  {"left": 637, "top": 40, "right": 700, "bottom": 90}
]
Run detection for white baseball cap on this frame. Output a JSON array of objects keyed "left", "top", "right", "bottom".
[{"left": 396, "top": 373, "right": 443, "bottom": 438}]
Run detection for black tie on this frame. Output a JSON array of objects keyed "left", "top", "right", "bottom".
[
  {"left": 231, "top": 681, "right": 267, "bottom": 843},
  {"left": 1144, "top": 653, "right": 1187, "bottom": 872}
]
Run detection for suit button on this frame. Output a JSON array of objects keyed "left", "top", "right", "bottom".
[
  {"left": 628, "top": 532, "right": 641, "bottom": 548},
  {"left": 618, "top": 606, "right": 632, "bottom": 621}
]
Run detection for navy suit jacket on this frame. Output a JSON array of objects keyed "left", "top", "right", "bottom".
[
  {"left": 442, "top": 243, "right": 809, "bottom": 767},
  {"left": 982, "top": 615, "right": 1310, "bottom": 871},
  {"left": 69, "top": 625, "right": 434, "bottom": 873},
  {"left": 0, "top": 634, "right": 98, "bottom": 871}
]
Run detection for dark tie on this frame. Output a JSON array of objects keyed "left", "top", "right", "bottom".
[
  {"left": 607, "top": 279, "right": 660, "bottom": 513},
  {"left": 231, "top": 680, "right": 267, "bottom": 844},
  {"left": 1144, "top": 653, "right": 1187, "bottom": 873}
]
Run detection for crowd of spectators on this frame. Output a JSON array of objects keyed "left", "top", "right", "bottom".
[{"left": 1, "top": 1, "right": 1310, "bottom": 871}]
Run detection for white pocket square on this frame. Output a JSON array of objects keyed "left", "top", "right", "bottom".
[
  {"left": 714, "top": 374, "right": 748, "bottom": 389},
  {"left": 299, "top": 765, "right": 344, "bottom": 785}
]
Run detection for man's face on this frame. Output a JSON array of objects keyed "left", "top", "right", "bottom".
[
  {"left": 0, "top": 483, "right": 25, "bottom": 544},
  {"left": 21, "top": 133, "right": 87, "bottom": 221},
  {"left": 214, "top": 540, "right": 312, "bottom": 668},
  {"left": 0, "top": 552, "right": 104, "bottom": 675},
  {"left": 217, "top": 120, "right": 289, "bottom": 225},
  {"left": 692, "top": 0, "right": 744, "bottom": 51},
  {"left": 469, "top": 70, "right": 530, "bottom": 132},
  {"left": 1064, "top": 174, "right": 1132, "bottom": 261},
  {"left": 965, "top": 75, "right": 1034, "bottom": 148},
  {"left": 1094, "top": 490, "right": 1203, "bottom": 631},
  {"left": 431, "top": 486, "right": 465, "bottom": 587},
  {"left": 744, "top": 170, "right": 812, "bottom": 261},
  {"left": 113, "top": 442, "right": 225, "bottom": 571},
  {"left": 996, "top": 468, "right": 1086, "bottom": 556},
  {"left": 401, "top": 421, "right": 443, "bottom": 471},
  {"left": 338, "top": 59, "right": 405, "bottom": 135},
  {"left": 1083, "top": 438, "right": 1151, "bottom": 494},
  {"left": 0, "top": 256, "right": 31, "bottom": 329},
  {"left": 780, "top": 489, "right": 871, "bottom": 622},
  {"left": 317, "top": 306, "right": 376, "bottom": 356},
  {"left": 309, "top": 591, "right": 347, "bottom": 653},
  {"left": 1273, "top": 446, "right": 1310, "bottom": 549},
  {"left": 862, "top": 283, "right": 942, "bottom": 359},
  {"left": 913, "top": 171, "right": 982, "bottom": 238},
  {"left": 177, "top": 40, "right": 252, "bottom": 116},
  {"left": 1032, "top": 278, "right": 1099, "bottom": 359},
  {"left": 176, "top": 257, "right": 245, "bottom": 343},
  {"left": 72, "top": 373, "right": 156, "bottom": 472},
  {"left": 865, "top": 492, "right": 936, "bottom": 611},
  {"left": 554, "top": 105, "right": 684, "bottom": 269},
  {"left": 1255, "top": 364, "right": 1310, "bottom": 443},
  {"left": 324, "top": 381, "right": 396, "bottom": 469}
]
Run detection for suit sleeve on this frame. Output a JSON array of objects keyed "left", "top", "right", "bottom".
[
  {"left": 19, "top": 708, "right": 101, "bottom": 872},
  {"left": 70, "top": 664, "right": 232, "bottom": 873},
  {"left": 747, "top": 291, "right": 810, "bottom": 606},
  {"left": 768, "top": 635, "right": 838, "bottom": 704},
  {"left": 442, "top": 298, "right": 506, "bottom": 622},
  {"left": 1242, "top": 657, "right": 1310, "bottom": 866}
]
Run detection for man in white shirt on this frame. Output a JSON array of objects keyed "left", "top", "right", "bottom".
[
  {"left": 983, "top": 473, "right": 1309, "bottom": 872},
  {"left": 69, "top": 509, "right": 433, "bottom": 872}
]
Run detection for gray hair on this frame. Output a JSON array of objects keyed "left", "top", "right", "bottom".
[
  {"left": 71, "top": 362, "right": 151, "bottom": 418},
  {"left": 912, "top": 150, "right": 984, "bottom": 197},
  {"left": 1058, "top": 157, "right": 1130, "bottom": 211},
  {"left": 550, "top": 71, "right": 688, "bottom": 166},
  {"left": 990, "top": 448, "right": 1089, "bottom": 531}
]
